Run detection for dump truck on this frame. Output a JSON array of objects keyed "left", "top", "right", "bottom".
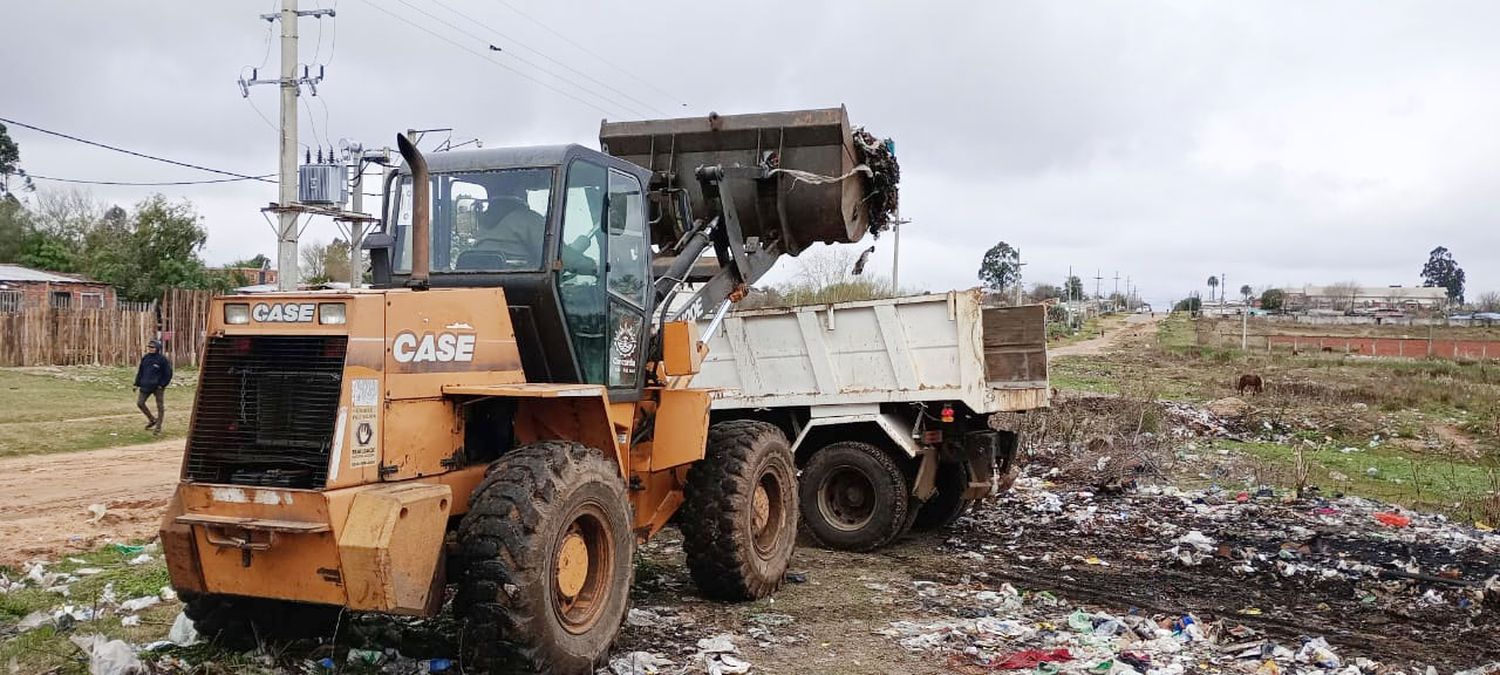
[
  {"left": 159, "top": 107, "right": 895, "bottom": 673},
  {"left": 697, "top": 292, "right": 1049, "bottom": 551}
]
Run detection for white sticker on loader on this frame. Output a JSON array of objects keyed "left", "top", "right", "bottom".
[{"left": 349, "top": 378, "right": 380, "bottom": 469}]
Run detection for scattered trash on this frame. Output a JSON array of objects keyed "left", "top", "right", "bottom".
[
  {"left": 607, "top": 651, "right": 673, "bottom": 675},
  {"left": 1375, "top": 511, "right": 1412, "bottom": 528},
  {"left": 996, "top": 648, "right": 1072, "bottom": 670},
  {"left": 87, "top": 503, "right": 108, "bottom": 523},
  {"left": 69, "top": 634, "right": 143, "bottom": 675}
]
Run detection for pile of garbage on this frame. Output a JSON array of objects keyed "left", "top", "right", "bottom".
[
  {"left": 852, "top": 127, "right": 900, "bottom": 235},
  {"left": 935, "top": 470, "right": 1500, "bottom": 670},
  {"left": 876, "top": 579, "right": 1382, "bottom": 674}
]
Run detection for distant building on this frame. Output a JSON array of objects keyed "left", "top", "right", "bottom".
[
  {"left": 0, "top": 264, "right": 118, "bottom": 311},
  {"left": 212, "top": 263, "right": 278, "bottom": 287},
  {"left": 1280, "top": 285, "right": 1448, "bottom": 314}
]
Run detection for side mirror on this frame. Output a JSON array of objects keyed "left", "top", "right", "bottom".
[{"left": 362, "top": 232, "right": 395, "bottom": 287}]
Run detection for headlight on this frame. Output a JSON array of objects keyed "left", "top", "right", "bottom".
[
  {"left": 318, "top": 302, "right": 347, "bottom": 325},
  {"left": 224, "top": 303, "right": 250, "bottom": 325}
]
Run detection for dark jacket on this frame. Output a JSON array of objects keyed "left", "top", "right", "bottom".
[{"left": 135, "top": 352, "right": 174, "bottom": 391}]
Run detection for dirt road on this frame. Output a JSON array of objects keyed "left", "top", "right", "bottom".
[
  {"left": 1050, "top": 313, "right": 1162, "bottom": 358},
  {"left": 0, "top": 439, "right": 182, "bottom": 567}
]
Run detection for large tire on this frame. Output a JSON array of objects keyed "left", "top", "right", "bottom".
[
  {"left": 911, "top": 460, "right": 975, "bottom": 532},
  {"left": 798, "top": 441, "right": 910, "bottom": 551},
  {"left": 456, "top": 441, "right": 634, "bottom": 675},
  {"left": 680, "top": 420, "right": 797, "bottom": 601},
  {"left": 180, "top": 591, "right": 340, "bottom": 649}
]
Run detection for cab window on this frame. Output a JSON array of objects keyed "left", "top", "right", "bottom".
[
  {"left": 558, "top": 161, "right": 608, "bottom": 384},
  {"left": 606, "top": 170, "right": 648, "bottom": 307}
]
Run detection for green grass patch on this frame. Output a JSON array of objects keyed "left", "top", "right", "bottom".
[
  {"left": 0, "top": 542, "right": 184, "bottom": 675},
  {"left": 1048, "top": 359, "right": 1119, "bottom": 394},
  {"left": 0, "top": 366, "right": 195, "bottom": 457},
  {"left": 1222, "top": 439, "right": 1500, "bottom": 513}
]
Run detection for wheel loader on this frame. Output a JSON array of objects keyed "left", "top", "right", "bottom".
[{"left": 159, "top": 107, "right": 893, "bottom": 672}]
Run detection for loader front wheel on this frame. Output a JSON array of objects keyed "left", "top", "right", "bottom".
[
  {"left": 680, "top": 420, "right": 797, "bottom": 601},
  {"left": 798, "top": 441, "right": 910, "bottom": 551},
  {"left": 180, "top": 592, "right": 340, "bottom": 649},
  {"left": 456, "top": 441, "right": 634, "bottom": 675}
]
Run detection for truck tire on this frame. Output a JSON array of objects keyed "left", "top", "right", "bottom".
[
  {"left": 798, "top": 441, "right": 910, "bottom": 552},
  {"left": 456, "top": 441, "right": 634, "bottom": 675},
  {"left": 180, "top": 591, "right": 340, "bottom": 648},
  {"left": 680, "top": 420, "right": 797, "bottom": 601},
  {"left": 911, "top": 461, "right": 975, "bottom": 532}
]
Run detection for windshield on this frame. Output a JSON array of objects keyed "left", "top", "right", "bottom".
[{"left": 392, "top": 168, "right": 554, "bottom": 274}]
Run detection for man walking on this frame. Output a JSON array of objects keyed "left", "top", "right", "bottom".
[{"left": 134, "top": 339, "right": 173, "bottom": 434}]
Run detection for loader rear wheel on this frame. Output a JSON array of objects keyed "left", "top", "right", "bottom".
[
  {"left": 456, "top": 441, "right": 633, "bottom": 675},
  {"left": 911, "top": 461, "right": 976, "bottom": 532},
  {"left": 180, "top": 591, "right": 340, "bottom": 649},
  {"left": 798, "top": 441, "right": 910, "bottom": 551},
  {"left": 680, "top": 420, "right": 797, "bottom": 601}
]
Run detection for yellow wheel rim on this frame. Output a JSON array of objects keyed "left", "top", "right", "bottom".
[{"left": 556, "top": 531, "right": 590, "bottom": 598}]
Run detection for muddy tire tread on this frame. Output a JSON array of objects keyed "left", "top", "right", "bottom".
[
  {"left": 455, "top": 440, "right": 631, "bottom": 675},
  {"left": 800, "top": 441, "right": 911, "bottom": 551},
  {"left": 680, "top": 420, "right": 796, "bottom": 601}
]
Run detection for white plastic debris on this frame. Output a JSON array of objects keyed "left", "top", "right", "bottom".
[
  {"left": 126, "top": 554, "right": 154, "bottom": 566},
  {"left": 119, "top": 595, "right": 160, "bottom": 613},
  {"left": 166, "top": 610, "right": 200, "bottom": 646},
  {"left": 87, "top": 503, "right": 108, "bottom": 523},
  {"left": 695, "top": 634, "right": 737, "bottom": 654},
  {"left": 607, "top": 651, "right": 673, "bottom": 675},
  {"left": 68, "top": 634, "right": 143, "bottom": 675}
]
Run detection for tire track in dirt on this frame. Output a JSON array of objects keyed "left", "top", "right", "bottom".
[{"left": 0, "top": 439, "right": 182, "bottom": 567}]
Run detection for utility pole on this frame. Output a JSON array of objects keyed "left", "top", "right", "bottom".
[
  {"left": 348, "top": 163, "right": 364, "bottom": 286},
  {"left": 239, "top": 1, "right": 332, "bottom": 291},
  {"left": 1014, "top": 259, "right": 1026, "bottom": 306},
  {"left": 890, "top": 213, "right": 910, "bottom": 292},
  {"left": 275, "top": 0, "right": 300, "bottom": 291},
  {"left": 1094, "top": 269, "right": 1103, "bottom": 307}
]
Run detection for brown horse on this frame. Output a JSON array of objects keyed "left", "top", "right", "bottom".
[{"left": 1236, "top": 373, "right": 1264, "bottom": 395}]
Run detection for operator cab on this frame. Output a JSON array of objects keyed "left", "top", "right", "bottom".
[{"left": 366, "top": 145, "right": 654, "bottom": 396}]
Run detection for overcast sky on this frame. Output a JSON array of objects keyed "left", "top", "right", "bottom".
[{"left": 4, "top": 1, "right": 1498, "bottom": 307}]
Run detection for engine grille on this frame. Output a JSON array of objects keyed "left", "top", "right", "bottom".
[{"left": 186, "top": 335, "right": 347, "bottom": 489}]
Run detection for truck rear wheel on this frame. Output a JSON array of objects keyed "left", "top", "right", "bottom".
[
  {"left": 180, "top": 591, "right": 340, "bottom": 648},
  {"left": 798, "top": 441, "right": 910, "bottom": 552},
  {"left": 680, "top": 420, "right": 797, "bottom": 601},
  {"left": 456, "top": 441, "right": 634, "bottom": 675},
  {"left": 911, "top": 461, "right": 975, "bottom": 532}
]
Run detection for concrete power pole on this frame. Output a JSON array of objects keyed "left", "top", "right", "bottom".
[
  {"left": 348, "top": 163, "right": 364, "bottom": 286},
  {"left": 890, "top": 213, "right": 910, "bottom": 293},
  {"left": 239, "top": 1, "right": 331, "bottom": 290},
  {"left": 275, "top": 0, "right": 300, "bottom": 291}
]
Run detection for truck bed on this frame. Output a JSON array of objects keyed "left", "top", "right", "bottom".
[{"left": 696, "top": 290, "right": 1049, "bottom": 413}]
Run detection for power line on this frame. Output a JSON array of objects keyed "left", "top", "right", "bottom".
[
  {"left": 0, "top": 116, "right": 276, "bottom": 183},
  {"left": 28, "top": 173, "right": 276, "bottom": 186},
  {"left": 383, "top": 0, "right": 647, "bottom": 118},
  {"left": 493, "top": 0, "right": 687, "bottom": 109},
  {"left": 355, "top": 0, "right": 621, "bottom": 118},
  {"left": 426, "top": 0, "right": 669, "bottom": 117}
]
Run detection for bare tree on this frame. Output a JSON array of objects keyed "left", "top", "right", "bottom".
[
  {"left": 1478, "top": 291, "right": 1500, "bottom": 313},
  {"left": 1325, "top": 280, "right": 1362, "bottom": 313}
]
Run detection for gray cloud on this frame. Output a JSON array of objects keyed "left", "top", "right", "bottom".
[{"left": 3, "top": 1, "right": 1498, "bottom": 307}]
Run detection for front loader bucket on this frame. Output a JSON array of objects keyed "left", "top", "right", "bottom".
[{"left": 600, "top": 106, "right": 873, "bottom": 256}]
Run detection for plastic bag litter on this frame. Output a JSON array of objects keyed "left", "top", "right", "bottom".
[
  {"left": 119, "top": 595, "right": 159, "bottom": 612},
  {"left": 607, "top": 651, "right": 673, "bottom": 675},
  {"left": 69, "top": 634, "right": 144, "bottom": 675},
  {"left": 87, "top": 503, "right": 108, "bottom": 523},
  {"left": 1295, "top": 637, "right": 1340, "bottom": 669},
  {"left": 166, "top": 610, "right": 199, "bottom": 646}
]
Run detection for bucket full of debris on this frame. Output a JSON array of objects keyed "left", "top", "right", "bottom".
[{"left": 599, "top": 106, "right": 899, "bottom": 256}]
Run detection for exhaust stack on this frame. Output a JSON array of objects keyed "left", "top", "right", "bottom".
[{"left": 397, "top": 133, "right": 430, "bottom": 289}]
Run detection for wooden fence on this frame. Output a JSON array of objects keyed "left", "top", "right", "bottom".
[{"left": 0, "top": 289, "right": 216, "bottom": 368}]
